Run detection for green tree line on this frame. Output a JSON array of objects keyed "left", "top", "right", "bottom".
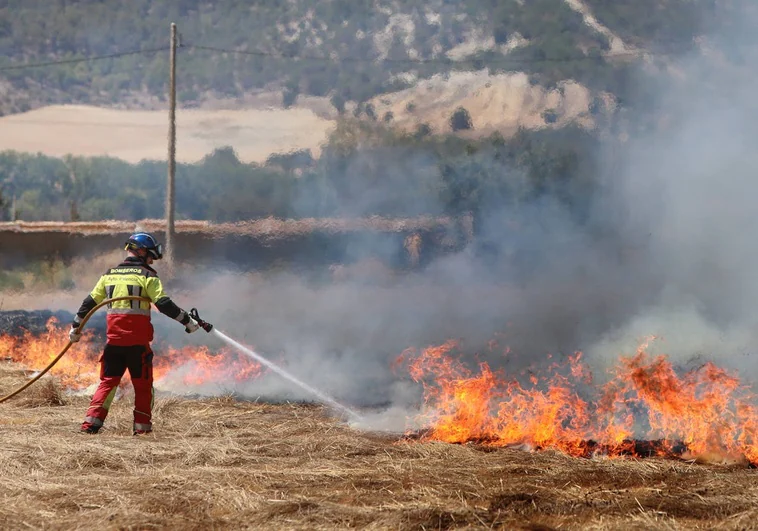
[{"left": 0, "top": 119, "right": 602, "bottom": 226}]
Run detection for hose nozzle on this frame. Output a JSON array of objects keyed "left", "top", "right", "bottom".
[{"left": 189, "top": 308, "right": 213, "bottom": 333}]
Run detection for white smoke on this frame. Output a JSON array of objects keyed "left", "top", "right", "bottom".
[
  {"left": 62, "top": 4, "right": 758, "bottom": 434},
  {"left": 585, "top": 31, "right": 758, "bottom": 378}
]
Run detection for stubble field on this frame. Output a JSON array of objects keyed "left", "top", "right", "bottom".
[{"left": 0, "top": 364, "right": 756, "bottom": 531}]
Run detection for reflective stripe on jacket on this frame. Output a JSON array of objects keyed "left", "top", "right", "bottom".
[{"left": 78, "top": 256, "right": 181, "bottom": 345}]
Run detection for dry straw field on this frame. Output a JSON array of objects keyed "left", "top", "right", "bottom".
[
  {"left": 1, "top": 364, "right": 757, "bottom": 530},
  {"left": 0, "top": 104, "right": 335, "bottom": 164}
]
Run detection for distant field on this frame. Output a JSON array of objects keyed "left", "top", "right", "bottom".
[{"left": 0, "top": 104, "right": 335, "bottom": 163}]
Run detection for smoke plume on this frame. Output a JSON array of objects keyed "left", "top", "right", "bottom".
[{"left": 158, "top": 5, "right": 758, "bottom": 432}]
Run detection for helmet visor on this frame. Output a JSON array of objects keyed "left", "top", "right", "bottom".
[{"left": 148, "top": 244, "right": 163, "bottom": 260}]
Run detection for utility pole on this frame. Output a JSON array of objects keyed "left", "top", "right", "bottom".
[{"left": 164, "top": 22, "right": 177, "bottom": 276}]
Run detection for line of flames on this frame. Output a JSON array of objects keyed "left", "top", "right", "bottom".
[
  {"left": 6, "top": 319, "right": 756, "bottom": 464},
  {"left": 395, "top": 338, "right": 758, "bottom": 465},
  {"left": 0, "top": 318, "right": 264, "bottom": 392}
]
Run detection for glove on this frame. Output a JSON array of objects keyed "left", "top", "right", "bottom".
[
  {"left": 69, "top": 327, "right": 82, "bottom": 343},
  {"left": 184, "top": 318, "right": 200, "bottom": 334}
]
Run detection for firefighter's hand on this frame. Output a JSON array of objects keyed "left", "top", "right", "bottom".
[
  {"left": 184, "top": 319, "right": 200, "bottom": 334},
  {"left": 69, "top": 327, "right": 82, "bottom": 343}
]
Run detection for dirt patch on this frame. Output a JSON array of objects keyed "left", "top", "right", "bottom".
[{"left": 368, "top": 70, "right": 613, "bottom": 137}]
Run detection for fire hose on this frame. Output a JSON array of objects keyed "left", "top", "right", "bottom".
[
  {"left": 0, "top": 296, "right": 213, "bottom": 404},
  {"left": 0, "top": 296, "right": 361, "bottom": 422}
]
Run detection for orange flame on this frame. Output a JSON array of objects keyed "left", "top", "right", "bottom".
[
  {"left": 0, "top": 318, "right": 263, "bottom": 391},
  {"left": 400, "top": 339, "right": 758, "bottom": 464}
]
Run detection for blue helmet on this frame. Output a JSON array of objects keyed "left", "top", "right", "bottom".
[{"left": 125, "top": 232, "right": 163, "bottom": 260}]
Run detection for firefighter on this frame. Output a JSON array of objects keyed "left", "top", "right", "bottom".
[{"left": 69, "top": 232, "right": 200, "bottom": 435}]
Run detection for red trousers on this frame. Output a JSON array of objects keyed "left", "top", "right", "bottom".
[{"left": 81, "top": 344, "right": 154, "bottom": 433}]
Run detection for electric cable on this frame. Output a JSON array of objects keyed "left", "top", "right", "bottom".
[
  {"left": 0, "top": 47, "right": 169, "bottom": 72},
  {"left": 183, "top": 42, "right": 693, "bottom": 65}
]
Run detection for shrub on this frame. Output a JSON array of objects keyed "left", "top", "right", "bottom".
[{"left": 450, "top": 107, "right": 473, "bottom": 131}]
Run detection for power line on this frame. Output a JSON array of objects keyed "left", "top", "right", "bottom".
[
  {"left": 185, "top": 43, "right": 607, "bottom": 65},
  {"left": 0, "top": 40, "right": 696, "bottom": 76},
  {"left": 0, "top": 46, "right": 169, "bottom": 72},
  {"left": 184, "top": 43, "right": 683, "bottom": 66}
]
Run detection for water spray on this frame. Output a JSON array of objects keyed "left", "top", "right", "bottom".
[
  {"left": 211, "top": 328, "right": 363, "bottom": 422},
  {"left": 0, "top": 300, "right": 362, "bottom": 424},
  {"left": 190, "top": 307, "right": 362, "bottom": 421}
]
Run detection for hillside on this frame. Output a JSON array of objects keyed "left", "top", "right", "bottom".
[
  {"left": 366, "top": 71, "right": 608, "bottom": 136},
  {"left": 0, "top": 0, "right": 745, "bottom": 126}
]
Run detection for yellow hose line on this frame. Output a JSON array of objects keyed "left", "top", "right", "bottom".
[{"left": 0, "top": 296, "right": 152, "bottom": 404}]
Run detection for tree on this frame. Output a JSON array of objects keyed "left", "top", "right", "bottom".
[
  {"left": 330, "top": 93, "right": 346, "bottom": 114},
  {"left": 266, "top": 150, "right": 314, "bottom": 172},
  {"left": 364, "top": 103, "right": 377, "bottom": 121},
  {"left": 282, "top": 79, "right": 300, "bottom": 108},
  {"left": 493, "top": 24, "right": 509, "bottom": 45},
  {"left": 542, "top": 109, "right": 559, "bottom": 124},
  {"left": 450, "top": 107, "right": 473, "bottom": 131},
  {"left": 415, "top": 123, "right": 432, "bottom": 138},
  {"left": 0, "top": 188, "right": 8, "bottom": 221}
]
